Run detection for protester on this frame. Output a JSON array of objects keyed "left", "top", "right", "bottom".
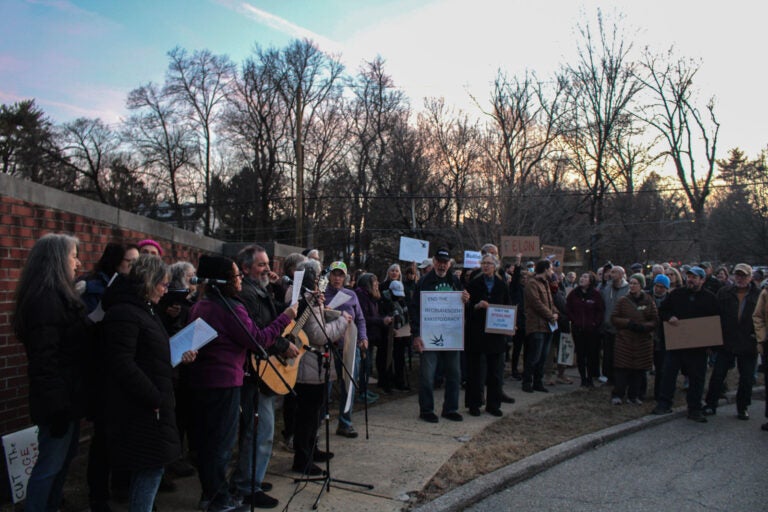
[
  {"left": 188, "top": 255, "right": 296, "bottom": 512},
  {"left": 600, "top": 266, "right": 629, "bottom": 384},
  {"left": 465, "top": 254, "right": 512, "bottom": 416},
  {"left": 381, "top": 280, "right": 412, "bottom": 390},
  {"left": 13, "top": 234, "right": 92, "bottom": 512},
  {"left": 703, "top": 263, "right": 760, "bottom": 419},
  {"left": 137, "top": 239, "right": 163, "bottom": 257},
  {"left": 566, "top": 272, "right": 605, "bottom": 387},
  {"left": 355, "top": 273, "right": 391, "bottom": 397},
  {"left": 653, "top": 266, "right": 719, "bottom": 422},
  {"left": 522, "top": 260, "right": 559, "bottom": 393},
  {"left": 610, "top": 274, "right": 658, "bottom": 405},
  {"left": 100, "top": 255, "right": 197, "bottom": 512},
  {"left": 650, "top": 274, "right": 671, "bottom": 401},
  {"left": 411, "top": 248, "right": 470, "bottom": 422}
]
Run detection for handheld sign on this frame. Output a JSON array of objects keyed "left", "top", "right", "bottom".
[{"left": 399, "top": 237, "right": 429, "bottom": 263}]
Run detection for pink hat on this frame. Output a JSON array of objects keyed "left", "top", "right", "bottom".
[{"left": 137, "top": 239, "right": 163, "bottom": 256}]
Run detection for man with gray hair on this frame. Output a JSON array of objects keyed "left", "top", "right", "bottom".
[{"left": 600, "top": 265, "right": 629, "bottom": 384}]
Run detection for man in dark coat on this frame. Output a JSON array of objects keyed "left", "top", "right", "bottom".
[
  {"left": 653, "top": 266, "right": 719, "bottom": 422},
  {"left": 703, "top": 263, "right": 760, "bottom": 419}
]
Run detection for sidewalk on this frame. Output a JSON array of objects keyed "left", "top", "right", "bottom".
[{"left": 147, "top": 373, "right": 583, "bottom": 512}]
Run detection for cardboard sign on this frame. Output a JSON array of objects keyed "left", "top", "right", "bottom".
[
  {"left": 399, "top": 237, "right": 429, "bottom": 263},
  {"left": 420, "top": 291, "right": 465, "bottom": 350},
  {"left": 485, "top": 305, "right": 517, "bottom": 335},
  {"left": 463, "top": 250, "right": 481, "bottom": 269},
  {"left": 663, "top": 316, "right": 723, "bottom": 350},
  {"left": 541, "top": 245, "right": 565, "bottom": 265},
  {"left": 501, "top": 236, "right": 540, "bottom": 258},
  {"left": 2, "top": 426, "right": 39, "bottom": 503}
]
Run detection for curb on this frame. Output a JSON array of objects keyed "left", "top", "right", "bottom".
[{"left": 413, "top": 385, "right": 766, "bottom": 512}]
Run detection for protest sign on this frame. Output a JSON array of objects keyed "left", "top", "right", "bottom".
[{"left": 420, "top": 291, "right": 464, "bottom": 350}]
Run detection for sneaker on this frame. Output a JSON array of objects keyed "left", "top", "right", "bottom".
[
  {"left": 241, "top": 491, "right": 278, "bottom": 509},
  {"left": 737, "top": 409, "right": 749, "bottom": 420},
  {"left": 419, "top": 412, "right": 439, "bottom": 423},
  {"left": 207, "top": 495, "right": 248, "bottom": 512},
  {"left": 702, "top": 406, "right": 716, "bottom": 416},
  {"left": 651, "top": 406, "right": 672, "bottom": 415},
  {"left": 441, "top": 411, "right": 463, "bottom": 421},
  {"left": 598, "top": 376, "right": 608, "bottom": 383},
  {"left": 611, "top": 397, "right": 623, "bottom": 405},
  {"left": 335, "top": 425, "right": 358, "bottom": 438}
]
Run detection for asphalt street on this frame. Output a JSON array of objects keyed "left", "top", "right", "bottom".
[{"left": 466, "top": 400, "right": 768, "bottom": 512}]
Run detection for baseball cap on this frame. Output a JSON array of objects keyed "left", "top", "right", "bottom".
[
  {"left": 733, "top": 263, "right": 753, "bottom": 276},
  {"left": 685, "top": 266, "right": 706, "bottom": 279},
  {"left": 630, "top": 262, "right": 643, "bottom": 272},
  {"left": 389, "top": 280, "right": 405, "bottom": 297},
  {"left": 328, "top": 261, "right": 347, "bottom": 275},
  {"left": 418, "top": 258, "right": 432, "bottom": 269},
  {"left": 434, "top": 248, "right": 451, "bottom": 262}
]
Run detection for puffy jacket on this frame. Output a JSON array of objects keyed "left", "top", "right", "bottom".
[
  {"left": 566, "top": 286, "right": 605, "bottom": 332},
  {"left": 524, "top": 274, "right": 557, "bottom": 334}
]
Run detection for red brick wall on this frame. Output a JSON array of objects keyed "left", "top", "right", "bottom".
[{"left": 0, "top": 195, "right": 211, "bottom": 436}]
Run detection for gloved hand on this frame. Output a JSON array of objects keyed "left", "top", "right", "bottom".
[{"left": 49, "top": 411, "right": 70, "bottom": 439}]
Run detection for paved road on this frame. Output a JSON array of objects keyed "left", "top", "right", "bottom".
[{"left": 467, "top": 400, "right": 768, "bottom": 512}]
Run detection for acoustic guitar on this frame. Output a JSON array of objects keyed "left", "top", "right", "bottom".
[{"left": 252, "top": 301, "right": 313, "bottom": 395}]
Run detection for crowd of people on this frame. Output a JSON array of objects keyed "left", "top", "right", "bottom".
[{"left": 13, "top": 234, "right": 768, "bottom": 512}]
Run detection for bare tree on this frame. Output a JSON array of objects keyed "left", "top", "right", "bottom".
[
  {"left": 125, "top": 82, "right": 198, "bottom": 228},
  {"left": 57, "top": 118, "right": 121, "bottom": 204},
  {"left": 165, "top": 47, "right": 235, "bottom": 235},
  {"left": 561, "top": 11, "right": 643, "bottom": 266},
  {"left": 259, "top": 39, "right": 344, "bottom": 246},
  {"left": 636, "top": 49, "right": 719, "bottom": 259}
]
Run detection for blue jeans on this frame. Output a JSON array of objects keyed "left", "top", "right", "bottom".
[
  {"left": 195, "top": 387, "right": 240, "bottom": 502},
  {"left": 232, "top": 381, "right": 274, "bottom": 494},
  {"left": 418, "top": 351, "right": 460, "bottom": 415},
  {"left": 24, "top": 420, "right": 80, "bottom": 512},
  {"left": 129, "top": 467, "right": 163, "bottom": 512},
  {"left": 334, "top": 345, "right": 360, "bottom": 428},
  {"left": 523, "top": 332, "right": 552, "bottom": 386}
]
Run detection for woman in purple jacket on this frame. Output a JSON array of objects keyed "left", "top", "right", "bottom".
[
  {"left": 565, "top": 272, "right": 605, "bottom": 387},
  {"left": 188, "top": 255, "right": 296, "bottom": 512}
]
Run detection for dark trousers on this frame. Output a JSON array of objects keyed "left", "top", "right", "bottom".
[
  {"left": 392, "top": 337, "right": 409, "bottom": 388},
  {"left": 653, "top": 349, "right": 666, "bottom": 401},
  {"left": 613, "top": 368, "right": 645, "bottom": 400},
  {"left": 195, "top": 387, "right": 240, "bottom": 503},
  {"left": 292, "top": 383, "right": 325, "bottom": 471},
  {"left": 705, "top": 350, "right": 757, "bottom": 412},
  {"left": 601, "top": 331, "right": 616, "bottom": 383},
  {"left": 572, "top": 329, "right": 600, "bottom": 381},
  {"left": 657, "top": 348, "right": 707, "bottom": 413},
  {"left": 511, "top": 331, "right": 525, "bottom": 375},
  {"left": 466, "top": 351, "right": 504, "bottom": 410},
  {"left": 87, "top": 419, "right": 130, "bottom": 505},
  {"left": 375, "top": 338, "right": 394, "bottom": 390},
  {"left": 523, "top": 332, "right": 552, "bottom": 387}
]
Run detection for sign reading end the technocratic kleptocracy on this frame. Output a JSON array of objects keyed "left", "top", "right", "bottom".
[{"left": 420, "top": 291, "right": 464, "bottom": 350}]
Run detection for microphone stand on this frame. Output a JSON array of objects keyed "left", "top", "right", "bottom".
[
  {"left": 293, "top": 291, "right": 373, "bottom": 509},
  {"left": 206, "top": 284, "right": 296, "bottom": 512}
]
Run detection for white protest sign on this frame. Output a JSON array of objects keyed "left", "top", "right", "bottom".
[
  {"left": 399, "top": 237, "right": 429, "bottom": 263},
  {"left": 463, "top": 250, "right": 481, "bottom": 269},
  {"left": 420, "top": 291, "right": 464, "bottom": 350},
  {"left": 2, "top": 426, "right": 39, "bottom": 503},
  {"left": 485, "top": 305, "right": 517, "bottom": 335},
  {"left": 169, "top": 318, "right": 217, "bottom": 367}
]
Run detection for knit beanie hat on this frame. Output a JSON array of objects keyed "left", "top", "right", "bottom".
[
  {"left": 630, "top": 273, "right": 646, "bottom": 288},
  {"left": 197, "top": 255, "right": 234, "bottom": 280},
  {"left": 653, "top": 274, "right": 670, "bottom": 289}
]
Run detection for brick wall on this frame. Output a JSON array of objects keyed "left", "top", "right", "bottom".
[{"left": 0, "top": 173, "right": 223, "bottom": 502}]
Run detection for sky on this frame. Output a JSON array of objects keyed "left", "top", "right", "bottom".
[{"left": 1, "top": 0, "right": 767, "bottom": 157}]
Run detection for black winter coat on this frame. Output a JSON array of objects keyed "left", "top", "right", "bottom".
[
  {"left": 716, "top": 283, "right": 760, "bottom": 355},
  {"left": 18, "top": 289, "right": 91, "bottom": 425},
  {"left": 466, "top": 273, "right": 512, "bottom": 353},
  {"left": 100, "top": 276, "right": 181, "bottom": 471}
]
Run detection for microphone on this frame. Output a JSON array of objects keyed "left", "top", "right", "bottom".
[{"left": 190, "top": 276, "right": 228, "bottom": 285}]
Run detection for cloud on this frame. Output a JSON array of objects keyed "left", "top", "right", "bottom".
[{"left": 215, "top": 0, "right": 343, "bottom": 54}]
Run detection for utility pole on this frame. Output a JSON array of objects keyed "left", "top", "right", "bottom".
[{"left": 295, "top": 82, "right": 304, "bottom": 248}]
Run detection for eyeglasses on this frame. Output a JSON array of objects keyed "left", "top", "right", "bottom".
[
  {"left": 234, "top": 273, "right": 244, "bottom": 279},
  {"left": 159, "top": 282, "right": 170, "bottom": 289}
]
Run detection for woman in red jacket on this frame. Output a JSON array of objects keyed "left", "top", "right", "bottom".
[{"left": 565, "top": 272, "right": 605, "bottom": 387}]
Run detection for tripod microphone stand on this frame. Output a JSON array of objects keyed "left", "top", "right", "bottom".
[{"left": 293, "top": 292, "right": 373, "bottom": 509}]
